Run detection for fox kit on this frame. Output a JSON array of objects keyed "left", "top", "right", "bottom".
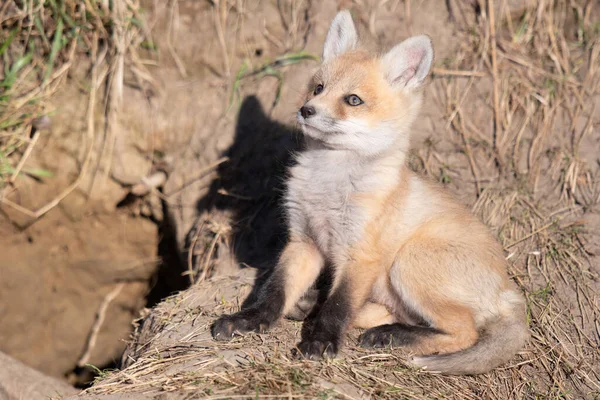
[{"left": 212, "top": 10, "right": 528, "bottom": 375}]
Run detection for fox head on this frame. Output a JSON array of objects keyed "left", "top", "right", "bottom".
[{"left": 297, "top": 10, "right": 433, "bottom": 157}]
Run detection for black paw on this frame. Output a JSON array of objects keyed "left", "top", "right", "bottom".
[
  {"left": 360, "top": 323, "right": 438, "bottom": 348},
  {"left": 296, "top": 339, "right": 338, "bottom": 360},
  {"left": 360, "top": 325, "right": 398, "bottom": 348},
  {"left": 211, "top": 312, "right": 268, "bottom": 341}
]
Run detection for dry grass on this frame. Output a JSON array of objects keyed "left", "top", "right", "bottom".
[
  {"left": 0, "top": 0, "right": 152, "bottom": 219},
  {"left": 77, "top": 0, "right": 600, "bottom": 399}
]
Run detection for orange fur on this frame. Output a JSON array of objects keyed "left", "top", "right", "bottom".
[
  {"left": 353, "top": 302, "right": 396, "bottom": 329},
  {"left": 308, "top": 51, "right": 410, "bottom": 127},
  {"left": 344, "top": 169, "right": 525, "bottom": 371},
  {"left": 279, "top": 240, "right": 325, "bottom": 316}
]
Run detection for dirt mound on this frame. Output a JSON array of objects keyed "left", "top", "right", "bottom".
[{"left": 0, "top": 351, "right": 77, "bottom": 400}]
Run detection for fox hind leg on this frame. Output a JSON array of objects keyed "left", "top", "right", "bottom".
[
  {"left": 359, "top": 239, "right": 481, "bottom": 355},
  {"left": 353, "top": 302, "right": 396, "bottom": 329}
]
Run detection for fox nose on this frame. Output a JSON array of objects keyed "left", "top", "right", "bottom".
[{"left": 300, "top": 105, "right": 316, "bottom": 119}]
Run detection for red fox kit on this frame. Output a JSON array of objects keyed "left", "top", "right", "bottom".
[{"left": 212, "top": 10, "right": 528, "bottom": 375}]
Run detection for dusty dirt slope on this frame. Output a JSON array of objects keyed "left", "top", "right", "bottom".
[
  {"left": 0, "top": 207, "right": 157, "bottom": 378},
  {"left": 0, "top": 0, "right": 161, "bottom": 385},
  {"left": 0, "top": 351, "right": 77, "bottom": 400},
  {"left": 56, "top": 0, "right": 600, "bottom": 398}
]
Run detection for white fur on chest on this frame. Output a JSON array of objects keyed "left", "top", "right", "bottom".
[
  {"left": 285, "top": 150, "right": 366, "bottom": 258},
  {"left": 285, "top": 147, "right": 402, "bottom": 260}
]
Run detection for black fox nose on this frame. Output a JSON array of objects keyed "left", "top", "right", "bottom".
[{"left": 300, "top": 106, "right": 316, "bottom": 119}]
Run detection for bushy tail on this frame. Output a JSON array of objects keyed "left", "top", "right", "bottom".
[{"left": 412, "top": 292, "right": 529, "bottom": 375}]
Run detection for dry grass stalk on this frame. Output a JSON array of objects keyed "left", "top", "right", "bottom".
[
  {"left": 167, "top": 0, "right": 188, "bottom": 78},
  {"left": 213, "top": 0, "right": 232, "bottom": 79},
  {"left": 487, "top": 0, "right": 503, "bottom": 168},
  {"left": 78, "top": 283, "right": 126, "bottom": 367},
  {"left": 432, "top": 68, "right": 486, "bottom": 77},
  {"left": 8, "top": 126, "right": 37, "bottom": 183}
]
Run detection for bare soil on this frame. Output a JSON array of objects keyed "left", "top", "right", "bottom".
[{"left": 0, "top": 350, "right": 77, "bottom": 399}]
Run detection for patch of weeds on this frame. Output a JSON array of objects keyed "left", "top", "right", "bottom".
[
  {"left": 514, "top": 12, "right": 530, "bottom": 43},
  {"left": 0, "top": 0, "right": 150, "bottom": 190},
  {"left": 530, "top": 282, "right": 553, "bottom": 303},
  {"left": 85, "top": 364, "right": 117, "bottom": 384},
  {"left": 316, "top": 388, "right": 335, "bottom": 399},
  {"left": 140, "top": 40, "right": 158, "bottom": 51},
  {"left": 438, "top": 164, "right": 453, "bottom": 184},
  {"left": 227, "top": 50, "right": 319, "bottom": 113},
  {"left": 289, "top": 367, "right": 311, "bottom": 389}
]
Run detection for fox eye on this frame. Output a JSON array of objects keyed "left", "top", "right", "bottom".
[
  {"left": 314, "top": 84, "right": 324, "bottom": 95},
  {"left": 345, "top": 94, "right": 363, "bottom": 106}
]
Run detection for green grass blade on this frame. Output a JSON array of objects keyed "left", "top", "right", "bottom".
[
  {"left": 1, "top": 50, "right": 34, "bottom": 89},
  {"left": 224, "top": 50, "right": 318, "bottom": 114},
  {"left": 0, "top": 28, "right": 18, "bottom": 57},
  {"left": 226, "top": 60, "right": 250, "bottom": 114},
  {"left": 0, "top": 118, "right": 22, "bottom": 129},
  {"left": 34, "top": 17, "right": 51, "bottom": 48},
  {"left": 47, "top": 0, "right": 76, "bottom": 29},
  {"left": 44, "top": 18, "right": 64, "bottom": 84},
  {"left": 274, "top": 50, "right": 320, "bottom": 66},
  {"left": 22, "top": 168, "right": 54, "bottom": 178}
]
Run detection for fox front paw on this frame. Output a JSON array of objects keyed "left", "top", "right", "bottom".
[
  {"left": 296, "top": 339, "right": 338, "bottom": 360},
  {"left": 211, "top": 312, "right": 269, "bottom": 341}
]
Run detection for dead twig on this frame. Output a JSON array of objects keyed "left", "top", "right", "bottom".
[
  {"left": 213, "top": 0, "right": 231, "bottom": 78},
  {"left": 488, "top": 0, "right": 503, "bottom": 169},
  {"left": 166, "top": 0, "right": 187, "bottom": 78},
  {"left": 8, "top": 126, "right": 37, "bottom": 183},
  {"left": 78, "top": 283, "right": 126, "bottom": 367},
  {"left": 165, "top": 157, "right": 229, "bottom": 197},
  {"left": 455, "top": 110, "right": 482, "bottom": 197},
  {"left": 432, "top": 68, "right": 486, "bottom": 77},
  {"left": 504, "top": 221, "right": 555, "bottom": 249}
]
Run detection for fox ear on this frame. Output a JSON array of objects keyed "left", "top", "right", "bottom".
[
  {"left": 382, "top": 35, "right": 433, "bottom": 89},
  {"left": 322, "top": 10, "right": 358, "bottom": 62}
]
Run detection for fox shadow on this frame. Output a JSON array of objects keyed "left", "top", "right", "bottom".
[{"left": 190, "top": 95, "right": 306, "bottom": 309}]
